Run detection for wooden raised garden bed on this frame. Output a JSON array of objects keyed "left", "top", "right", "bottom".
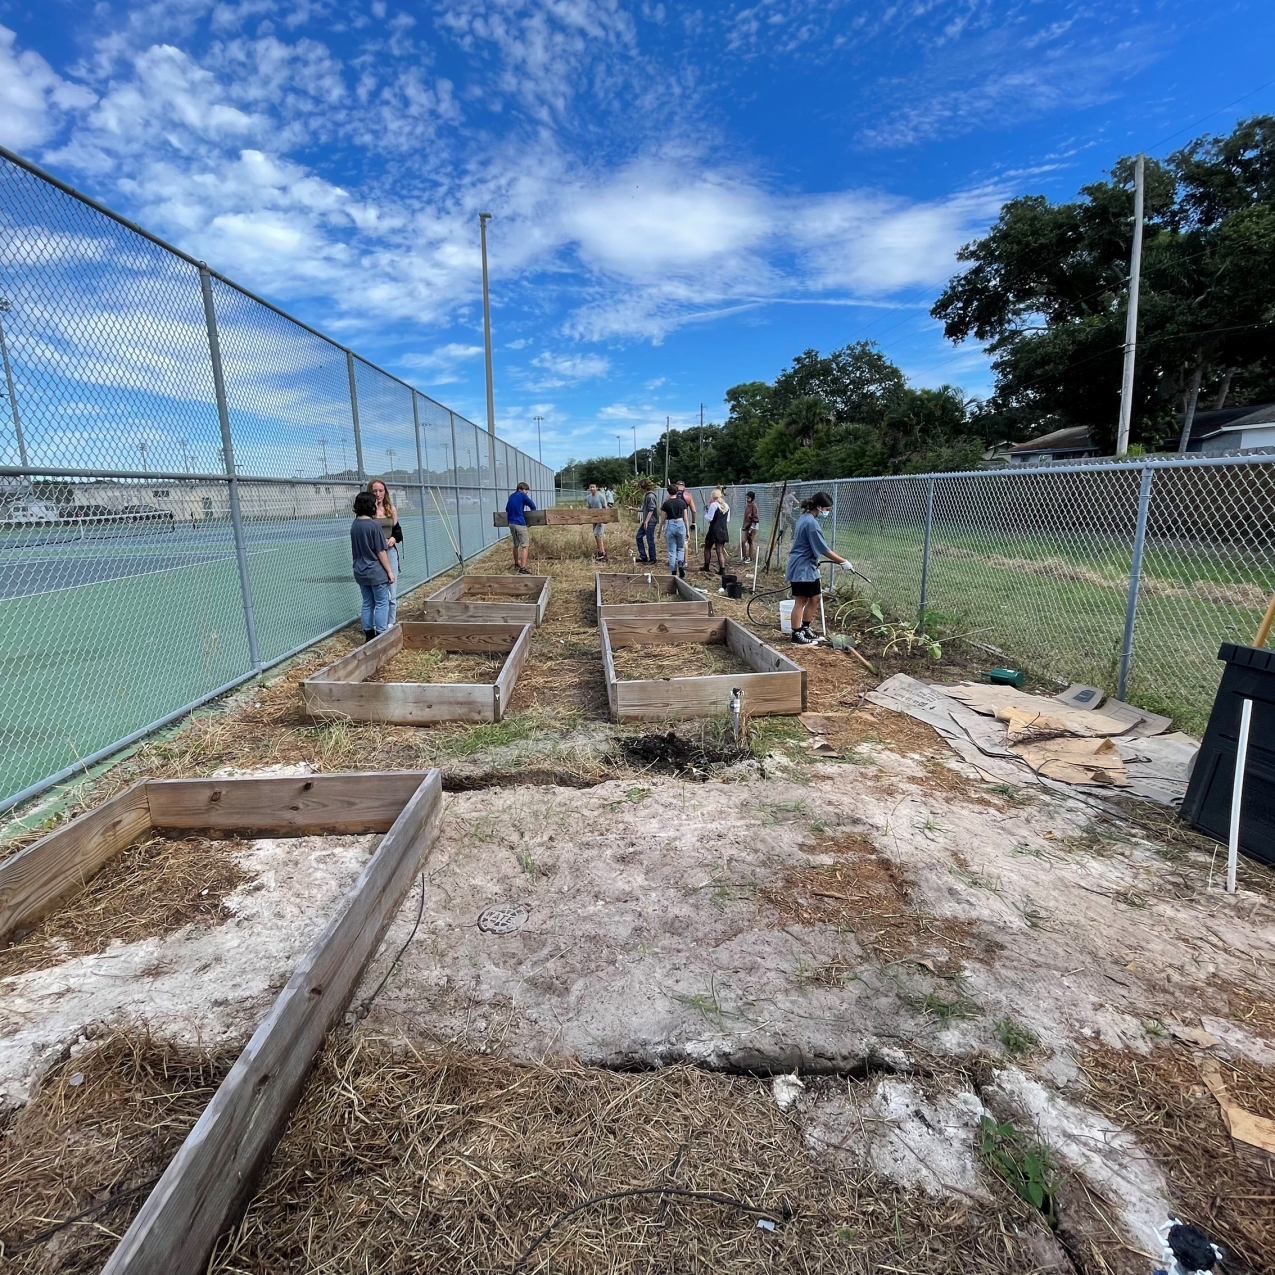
[
  {"left": 600, "top": 615, "right": 806, "bottom": 722},
  {"left": 493, "top": 507, "right": 617, "bottom": 527},
  {"left": 1, "top": 770, "right": 443, "bottom": 1275},
  {"left": 595, "top": 571, "right": 711, "bottom": 622},
  {"left": 300, "top": 622, "right": 532, "bottom": 725},
  {"left": 418, "top": 573, "right": 551, "bottom": 624}
]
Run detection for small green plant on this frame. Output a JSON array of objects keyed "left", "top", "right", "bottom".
[
  {"left": 949, "top": 864, "right": 1005, "bottom": 895},
  {"left": 516, "top": 848, "right": 541, "bottom": 877},
  {"left": 994, "top": 1018, "right": 1040, "bottom": 1056},
  {"left": 989, "top": 782, "right": 1030, "bottom": 805},
  {"left": 916, "top": 990, "right": 976, "bottom": 1022},
  {"left": 978, "top": 1117, "right": 1057, "bottom": 1223}
]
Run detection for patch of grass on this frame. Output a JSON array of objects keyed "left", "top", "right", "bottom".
[
  {"left": 993, "top": 1018, "right": 1040, "bottom": 1056},
  {"left": 608, "top": 786, "right": 650, "bottom": 809},
  {"left": 948, "top": 864, "right": 1005, "bottom": 896},
  {"left": 745, "top": 716, "right": 806, "bottom": 760},
  {"left": 754, "top": 799, "right": 808, "bottom": 825},
  {"left": 914, "top": 990, "right": 977, "bottom": 1022},
  {"left": 415, "top": 708, "right": 580, "bottom": 765},
  {"left": 989, "top": 782, "right": 1030, "bottom": 805},
  {"left": 977, "top": 1117, "right": 1057, "bottom": 1225}
]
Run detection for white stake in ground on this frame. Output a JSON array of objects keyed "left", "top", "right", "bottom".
[{"left": 1227, "top": 696, "right": 1253, "bottom": 894}]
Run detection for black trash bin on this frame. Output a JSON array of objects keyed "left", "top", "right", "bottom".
[{"left": 1180, "top": 643, "right": 1275, "bottom": 867}]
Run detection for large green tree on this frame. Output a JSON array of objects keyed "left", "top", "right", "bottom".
[{"left": 932, "top": 116, "right": 1275, "bottom": 452}]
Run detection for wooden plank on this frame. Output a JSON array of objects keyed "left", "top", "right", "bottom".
[
  {"left": 300, "top": 680, "right": 496, "bottom": 725},
  {"left": 598, "top": 600, "right": 713, "bottom": 621},
  {"left": 597, "top": 571, "right": 679, "bottom": 600},
  {"left": 494, "top": 508, "right": 617, "bottom": 527},
  {"left": 673, "top": 577, "right": 710, "bottom": 604},
  {"left": 723, "top": 618, "right": 802, "bottom": 675},
  {"left": 601, "top": 619, "right": 618, "bottom": 719},
  {"left": 417, "top": 600, "right": 541, "bottom": 624},
  {"left": 305, "top": 627, "right": 402, "bottom": 685},
  {"left": 0, "top": 782, "right": 152, "bottom": 945},
  {"left": 400, "top": 622, "right": 523, "bottom": 653},
  {"left": 454, "top": 574, "right": 544, "bottom": 597},
  {"left": 433, "top": 578, "right": 466, "bottom": 602},
  {"left": 145, "top": 773, "right": 432, "bottom": 833},
  {"left": 493, "top": 624, "right": 534, "bottom": 720},
  {"left": 101, "top": 770, "right": 444, "bottom": 1275},
  {"left": 615, "top": 670, "right": 804, "bottom": 722},
  {"left": 603, "top": 615, "right": 727, "bottom": 647},
  {"left": 532, "top": 577, "right": 551, "bottom": 623}
]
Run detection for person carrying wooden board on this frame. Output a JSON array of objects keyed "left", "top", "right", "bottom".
[{"left": 505, "top": 482, "right": 536, "bottom": 574}]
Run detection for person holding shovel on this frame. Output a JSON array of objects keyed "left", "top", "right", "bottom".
[{"left": 786, "top": 492, "right": 852, "bottom": 645}]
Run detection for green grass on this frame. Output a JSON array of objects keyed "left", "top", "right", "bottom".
[{"left": 993, "top": 1018, "right": 1040, "bottom": 1056}]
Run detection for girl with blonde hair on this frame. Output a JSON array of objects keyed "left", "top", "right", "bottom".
[
  {"left": 367, "top": 478, "right": 404, "bottom": 625},
  {"left": 702, "top": 488, "right": 731, "bottom": 576}
]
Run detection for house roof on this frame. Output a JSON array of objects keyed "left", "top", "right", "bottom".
[
  {"left": 1009, "top": 426, "right": 1096, "bottom": 454},
  {"left": 1186, "top": 402, "right": 1275, "bottom": 440}
]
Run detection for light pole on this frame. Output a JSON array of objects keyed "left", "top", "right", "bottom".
[
  {"left": 138, "top": 439, "right": 149, "bottom": 474},
  {"left": 1116, "top": 153, "right": 1145, "bottom": 456},
  {"left": 0, "top": 297, "right": 29, "bottom": 469},
  {"left": 478, "top": 212, "right": 497, "bottom": 472},
  {"left": 664, "top": 416, "right": 670, "bottom": 487},
  {"left": 319, "top": 436, "right": 328, "bottom": 477},
  {"left": 616, "top": 433, "right": 622, "bottom": 459},
  {"left": 386, "top": 447, "right": 396, "bottom": 478},
  {"left": 533, "top": 415, "right": 543, "bottom": 463}
]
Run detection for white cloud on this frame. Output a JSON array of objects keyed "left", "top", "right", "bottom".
[
  {"left": 0, "top": 25, "right": 96, "bottom": 150},
  {"left": 530, "top": 350, "right": 610, "bottom": 379}
]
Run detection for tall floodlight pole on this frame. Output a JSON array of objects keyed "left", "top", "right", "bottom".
[
  {"left": 318, "top": 437, "right": 328, "bottom": 476},
  {"left": 138, "top": 439, "right": 149, "bottom": 474},
  {"left": 632, "top": 425, "right": 638, "bottom": 475},
  {"left": 534, "top": 415, "right": 543, "bottom": 462},
  {"left": 478, "top": 212, "right": 497, "bottom": 476},
  {"left": 386, "top": 447, "right": 396, "bottom": 477},
  {"left": 0, "top": 298, "right": 29, "bottom": 469},
  {"left": 1116, "top": 153, "right": 1145, "bottom": 457},
  {"left": 664, "top": 416, "right": 670, "bottom": 486},
  {"left": 616, "top": 433, "right": 622, "bottom": 459}
]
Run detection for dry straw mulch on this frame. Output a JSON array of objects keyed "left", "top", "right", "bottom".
[
  {"left": 1081, "top": 1043, "right": 1275, "bottom": 1275},
  {"left": 365, "top": 648, "right": 506, "bottom": 685},
  {"left": 0, "top": 1033, "right": 232, "bottom": 1275},
  {"left": 609, "top": 640, "right": 757, "bottom": 683},
  {"left": 211, "top": 1034, "right": 1051, "bottom": 1275},
  {"left": 0, "top": 835, "right": 247, "bottom": 981}
]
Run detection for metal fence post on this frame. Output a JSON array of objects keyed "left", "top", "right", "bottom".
[
  {"left": 346, "top": 350, "right": 365, "bottom": 483},
  {"left": 918, "top": 475, "right": 935, "bottom": 630},
  {"left": 410, "top": 390, "right": 431, "bottom": 580},
  {"left": 831, "top": 481, "right": 839, "bottom": 552},
  {"left": 1117, "top": 465, "right": 1155, "bottom": 700},
  {"left": 198, "top": 266, "right": 261, "bottom": 672},
  {"left": 448, "top": 409, "right": 466, "bottom": 564}
]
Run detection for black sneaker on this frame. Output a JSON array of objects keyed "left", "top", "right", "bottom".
[
  {"left": 792, "top": 628, "right": 815, "bottom": 645},
  {"left": 678, "top": 566, "right": 686, "bottom": 579}
]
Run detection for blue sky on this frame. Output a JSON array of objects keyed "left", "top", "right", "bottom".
[{"left": 1, "top": 0, "right": 1273, "bottom": 470}]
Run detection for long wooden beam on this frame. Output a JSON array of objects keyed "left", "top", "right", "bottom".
[{"left": 101, "top": 770, "right": 444, "bottom": 1275}]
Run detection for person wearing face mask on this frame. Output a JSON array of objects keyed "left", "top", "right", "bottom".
[{"left": 785, "top": 492, "right": 852, "bottom": 645}]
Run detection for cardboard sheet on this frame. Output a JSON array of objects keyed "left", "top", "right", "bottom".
[
  {"left": 946, "top": 684, "right": 1131, "bottom": 736},
  {"left": 1010, "top": 735, "right": 1130, "bottom": 786}
]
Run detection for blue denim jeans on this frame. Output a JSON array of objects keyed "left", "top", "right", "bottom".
[
  {"left": 636, "top": 520, "right": 656, "bottom": 562},
  {"left": 386, "top": 546, "right": 399, "bottom": 624},
  {"left": 664, "top": 520, "right": 686, "bottom": 571},
  {"left": 359, "top": 581, "right": 392, "bottom": 633}
]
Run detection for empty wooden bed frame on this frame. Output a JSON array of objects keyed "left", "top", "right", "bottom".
[
  {"left": 595, "top": 571, "right": 712, "bottom": 622},
  {"left": 0, "top": 770, "right": 444, "bottom": 1275},
  {"left": 601, "top": 615, "right": 806, "bottom": 722},
  {"left": 418, "top": 573, "right": 551, "bottom": 624},
  {"left": 300, "top": 621, "right": 532, "bottom": 724},
  {"left": 493, "top": 507, "right": 617, "bottom": 527}
]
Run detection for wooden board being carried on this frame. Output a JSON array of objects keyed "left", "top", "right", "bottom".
[
  {"left": 300, "top": 622, "right": 532, "bottom": 725},
  {"left": 601, "top": 615, "right": 805, "bottom": 722},
  {"left": 418, "top": 573, "right": 551, "bottom": 624},
  {"left": 595, "top": 571, "right": 711, "bottom": 622},
  {"left": 493, "top": 507, "right": 617, "bottom": 527}
]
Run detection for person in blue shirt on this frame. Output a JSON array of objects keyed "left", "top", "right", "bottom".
[
  {"left": 505, "top": 482, "right": 536, "bottom": 574},
  {"left": 786, "top": 492, "right": 852, "bottom": 644}
]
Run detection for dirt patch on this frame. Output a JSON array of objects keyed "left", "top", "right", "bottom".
[
  {"left": 759, "top": 835, "right": 994, "bottom": 976},
  {"left": 621, "top": 729, "right": 750, "bottom": 777},
  {"left": 210, "top": 1035, "right": 1052, "bottom": 1275},
  {"left": 365, "top": 648, "right": 505, "bottom": 684},
  {"left": 1080, "top": 1042, "right": 1275, "bottom": 1274},
  {"left": 0, "top": 835, "right": 248, "bottom": 981},
  {"left": 0, "top": 1032, "right": 232, "bottom": 1274}
]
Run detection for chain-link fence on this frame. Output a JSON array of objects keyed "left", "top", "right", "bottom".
[
  {"left": 0, "top": 148, "right": 554, "bottom": 813},
  {"left": 672, "top": 459, "right": 1273, "bottom": 734}
]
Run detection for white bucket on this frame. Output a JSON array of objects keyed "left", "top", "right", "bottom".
[{"left": 779, "top": 599, "right": 795, "bottom": 635}]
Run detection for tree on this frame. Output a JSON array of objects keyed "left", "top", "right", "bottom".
[{"left": 932, "top": 116, "right": 1275, "bottom": 452}]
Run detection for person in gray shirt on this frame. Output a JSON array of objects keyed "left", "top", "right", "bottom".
[
  {"left": 586, "top": 483, "right": 608, "bottom": 561},
  {"left": 635, "top": 479, "right": 658, "bottom": 563}
]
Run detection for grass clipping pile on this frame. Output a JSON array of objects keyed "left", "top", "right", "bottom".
[
  {"left": 365, "top": 648, "right": 505, "bottom": 685},
  {"left": 0, "top": 1033, "right": 231, "bottom": 1274},
  {"left": 211, "top": 1036, "right": 1050, "bottom": 1274}
]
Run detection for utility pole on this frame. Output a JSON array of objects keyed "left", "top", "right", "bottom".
[
  {"left": 386, "top": 447, "right": 396, "bottom": 477},
  {"left": 0, "top": 297, "right": 28, "bottom": 469},
  {"left": 138, "top": 439, "right": 149, "bottom": 473},
  {"left": 1116, "top": 153, "right": 1145, "bottom": 457},
  {"left": 616, "top": 433, "right": 622, "bottom": 459},
  {"left": 478, "top": 212, "right": 497, "bottom": 476},
  {"left": 533, "top": 415, "right": 543, "bottom": 462},
  {"left": 664, "top": 415, "right": 670, "bottom": 486},
  {"left": 180, "top": 438, "right": 190, "bottom": 474},
  {"left": 632, "top": 425, "right": 638, "bottom": 475},
  {"left": 318, "top": 436, "right": 328, "bottom": 477},
  {"left": 699, "top": 403, "right": 704, "bottom": 477}
]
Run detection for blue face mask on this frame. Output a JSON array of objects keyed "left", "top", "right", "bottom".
[{"left": 818, "top": 509, "right": 831, "bottom": 520}]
